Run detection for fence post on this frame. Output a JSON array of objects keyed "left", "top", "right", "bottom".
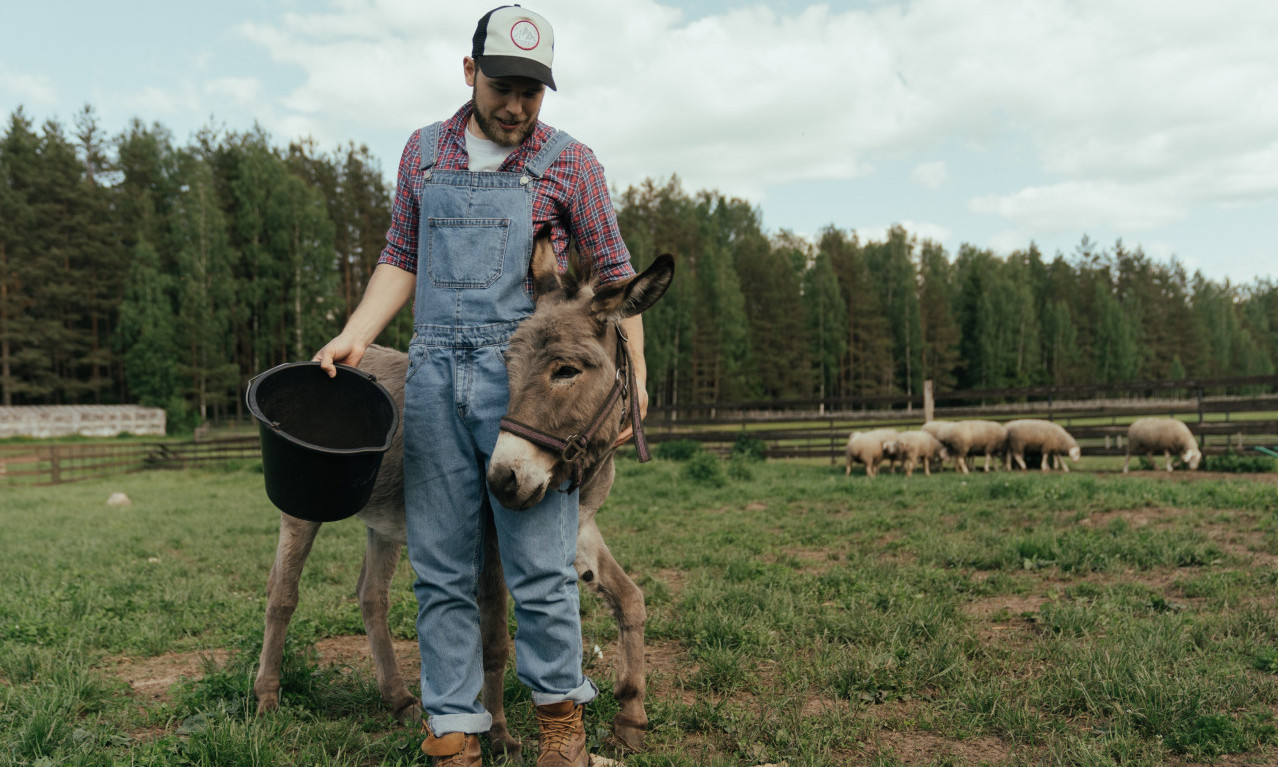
[
  {"left": 923, "top": 380, "right": 934, "bottom": 424},
  {"left": 46, "top": 444, "right": 61, "bottom": 484},
  {"left": 829, "top": 417, "right": 836, "bottom": 466}
]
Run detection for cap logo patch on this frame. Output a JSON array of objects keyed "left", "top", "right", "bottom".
[{"left": 510, "top": 20, "right": 540, "bottom": 50}]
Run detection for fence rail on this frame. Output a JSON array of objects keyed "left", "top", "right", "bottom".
[
  {"left": 0, "top": 436, "right": 260, "bottom": 486},
  {"left": 5, "top": 378, "right": 1278, "bottom": 484},
  {"left": 643, "top": 395, "right": 1278, "bottom": 464}
]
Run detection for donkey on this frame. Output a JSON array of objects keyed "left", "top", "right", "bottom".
[{"left": 253, "top": 238, "right": 674, "bottom": 757}]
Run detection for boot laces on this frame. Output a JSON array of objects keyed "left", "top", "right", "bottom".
[{"left": 539, "top": 705, "right": 581, "bottom": 754}]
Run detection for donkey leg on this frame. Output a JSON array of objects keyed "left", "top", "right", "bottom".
[
  {"left": 356, "top": 527, "right": 420, "bottom": 724},
  {"left": 479, "top": 511, "right": 522, "bottom": 760},
  {"left": 255, "top": 513, "right": 321, "bottom": 715},
  {"left": 578, "top": 521, "right": 648, "bottom": 752}
]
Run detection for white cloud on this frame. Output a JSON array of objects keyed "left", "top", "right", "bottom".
[
  {"left": 231, "top": 0, "right": 1278, "bottom": 228},
  {"left": 969, "top": 180, "right": 1190, "bottom": 233},
  {"left": 910, "top": 161, "right": 948, "bottom": 190},
  {"left": 204, "top": 77, "right": 264, "bottom": 104},
  {"left": 0, "top": 68, "right": 57, "bottom": 108}
]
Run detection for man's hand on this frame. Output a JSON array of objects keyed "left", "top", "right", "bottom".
[{"left": 314, "top": 334, "right": 367, "bottom": 378}]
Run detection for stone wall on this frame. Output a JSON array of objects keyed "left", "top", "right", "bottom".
[{"left": 0, "top": 405, "right": 166, "bottom": 438}]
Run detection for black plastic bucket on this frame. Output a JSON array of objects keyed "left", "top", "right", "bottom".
[{"left": 246, "top": 361, "right": 399, "bottom": 523}]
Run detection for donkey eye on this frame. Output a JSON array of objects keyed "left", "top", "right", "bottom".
[{"left": 551, "top": 365, "right": 581, "bottom": 382}]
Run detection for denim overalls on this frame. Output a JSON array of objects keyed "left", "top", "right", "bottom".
[{"left": 402, "top": 123, "right": 596, "bottom": 737}]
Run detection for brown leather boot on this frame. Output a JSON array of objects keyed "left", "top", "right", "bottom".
[
  {"left": 421, "top": 727, "right": 483, "bottom": 767},
  {"left": 533, "top": 701, "right": 588, "bottom": 767}
]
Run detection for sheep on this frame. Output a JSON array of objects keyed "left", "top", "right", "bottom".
[
  {"left": 1004, "top": 419, "right": 1081, "bottom": 472},
  {"left": 845, "top": 428, "right": 899, "bottom": 478},
  {"left": 886, "top": 430, "right": 949, "bottom": 477},
  {"left": 1123, "top": 417, "right": 1202, "bottom": 472},
  {"left": 923, "top": 420, "right": 1007, "bottom": 474}
]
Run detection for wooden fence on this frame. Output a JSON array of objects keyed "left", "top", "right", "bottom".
[
  {"left": 4, "top": 373, "right": 1277, "bottom": 484},
  {"left": 0, "top": 436, "right": 260, "bottom": 486},
  {"left": 642, "top": 375, "right": 1278, "bottom": 464}
]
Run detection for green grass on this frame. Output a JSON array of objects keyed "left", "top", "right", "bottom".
[{"left": 2, "top": 460, "right": 1277, "bottom": 765}]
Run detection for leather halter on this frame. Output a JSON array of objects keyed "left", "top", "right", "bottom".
[{"left": 498, "top": 324, "right": 651, "bottom": 489}]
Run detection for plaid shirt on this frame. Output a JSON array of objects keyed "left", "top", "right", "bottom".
[{"left": 379, "top": 102, "right": 634, "bottom": 286}]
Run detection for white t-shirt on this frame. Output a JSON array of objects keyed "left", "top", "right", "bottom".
[{"left": 465, "top": 130, "right": 516, "bottom": 172}]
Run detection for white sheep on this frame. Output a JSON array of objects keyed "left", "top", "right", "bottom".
[
  {"left": 1004, "top": 419, "right": 1081, "bottom": 472},
  {"left": 923, "top": 420, "right": 1007, "bottom": 474},
  {"left": 887, "top": 430, "right": 949, "bottom": 477},
  {"left": 1123, "top": 417, "right": 1202, "bottom": 472},
  {"left": 845, "top": 428, "right": 899, "bottom": 478}
]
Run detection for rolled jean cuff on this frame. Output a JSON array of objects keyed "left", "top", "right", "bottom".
[
  {"left": 531, "top": 677, "right": 598, "bottom": 707},
  {"left": 428, "top": 711, "right": 493, "bottom": 737}
]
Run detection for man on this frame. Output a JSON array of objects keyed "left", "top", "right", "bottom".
[{"left": 313, "top": 6, "right": 645, "bottom": 767}]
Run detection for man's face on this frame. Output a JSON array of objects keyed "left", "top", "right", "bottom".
[{"left": 465, "top": 58, "right": 546, "bottom": 147}]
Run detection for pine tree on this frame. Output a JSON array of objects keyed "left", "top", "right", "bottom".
[
  {"left": 822, "top": 226, "right": 893, "bottom": 398},
  {"left": 803, "top": 249, "right": 847, "bottom": 404},
  {"left": 916, "top": 240, "right": 962, "bottom": 390},
  {"left": 116, "top": 236, "right": 179, "bottom": 411}
]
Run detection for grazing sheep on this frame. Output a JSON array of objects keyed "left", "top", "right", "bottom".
[
  {"left": 1004, "top": 419, "right": 1081, "bottom": 472},
  {"left": 887, "top": 430, "right": 949, "bottom": 477},
  {"left": 923, "top": 420, "right": 1007, "bottom": 474},
  {"left": 845, "top": 428, "right": 899, "bottom": 478},
  {"left": 1123, "top": 417, "right": 1202, "bottom": 472}
]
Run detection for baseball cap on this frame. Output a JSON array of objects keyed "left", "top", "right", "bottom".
[{"left": 472, "top": 5, "right": 556, "bottom": 90}]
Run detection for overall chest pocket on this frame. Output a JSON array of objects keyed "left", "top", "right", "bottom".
[{"left": 426, "top": 218, "right": 509, "bottom": 289}]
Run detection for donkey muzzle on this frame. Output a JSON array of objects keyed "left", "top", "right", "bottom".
[{"left": 488, "top": 432, "right": 557, "bottom": 510}]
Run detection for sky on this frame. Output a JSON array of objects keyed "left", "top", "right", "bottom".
[{"left": 3, "top": 0, "right": 1276, "bottom": 285}]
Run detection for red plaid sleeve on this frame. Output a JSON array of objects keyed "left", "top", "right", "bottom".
[{"left": 378, "top": 131, "right": 423, "bottom": 274}]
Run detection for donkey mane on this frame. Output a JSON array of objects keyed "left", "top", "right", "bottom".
[{"left": 559, "top": 244, "right": 598, "bottom": 299}]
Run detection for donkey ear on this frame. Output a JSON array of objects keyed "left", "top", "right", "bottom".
[
  {"left": 591, "top": 253, "right": 675, "bottom": 321},
  {"left": 529, "top": 230, "right": 562, "bottom": 299}
]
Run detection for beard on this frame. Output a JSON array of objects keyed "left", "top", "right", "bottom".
[{"left": 472, "top": 89, "right": 537, "bottom": 147}]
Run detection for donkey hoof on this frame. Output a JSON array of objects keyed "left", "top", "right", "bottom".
[
  {"left": 486, "top": 727, "right": 522, "bottom": 761},
  {"left": 392, "top": 697, "right": 422, "bottom": 726},
  {"left": 255, "top": 692, "right": 279, "bottom": 716},
  {"left": 611, "top": 714, "right": 647, "bottom": 752}
]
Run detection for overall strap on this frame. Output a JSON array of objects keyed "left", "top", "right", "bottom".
[
  {"left": 417, "top": 122, "right": 442, "bottom": 172},
  {"left": 523, "top": 129, "right": 575, "bottom": 179}
]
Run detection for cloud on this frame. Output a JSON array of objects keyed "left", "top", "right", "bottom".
[
  {"left": 204, "top": 77, "right": 264, "bottom": 104},
  {"left": 231, "top": 0, "right": 1278, "bottom": 225},
  {"left": 0, "top": 67, "right": 57, "bottom": 108},
  {"left": 970, "top": 180, "right": 1190, "bottom": 233},
  {"left": 910, "top": 161, "right": 948, "bottom": 190}
]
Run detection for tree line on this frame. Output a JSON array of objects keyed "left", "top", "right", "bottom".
[{"left": 2, "top": 107, "right": 1275, "bottom": 430}]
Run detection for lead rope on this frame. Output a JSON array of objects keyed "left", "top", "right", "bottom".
[{"left": 618, "top": 324, "right": 651, "bottom": 464}]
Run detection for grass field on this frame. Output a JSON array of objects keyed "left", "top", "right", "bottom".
[{"left": 2, "top": 458, "right": 1278, "bottom": 766}]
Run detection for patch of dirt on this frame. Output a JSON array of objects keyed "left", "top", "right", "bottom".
[
  {"left": 107, "top": 648, "right": 230, "bottom": 701},
  {"left": 858, "top": 728, "right": 1021, "bottom": 766},
  {"left": 1073, "top": 506, "right": 1278, "bottom": 568},
  {"left": 961, "top": 593, "right": 1050, "bottom": 621},
  {"left": 105, "top": 637, "right": 425, "bottom": 704},
  {"left": 313, "top": 635, "right": 421, "bottom": 678}
]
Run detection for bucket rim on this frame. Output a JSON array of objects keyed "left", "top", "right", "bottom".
[{"left": 246, "top": 360, "right": 400, "bottom": 456}]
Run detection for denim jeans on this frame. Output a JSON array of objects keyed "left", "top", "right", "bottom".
[{"left": 401, "top": 122, "right": 595, "bottom": 737}]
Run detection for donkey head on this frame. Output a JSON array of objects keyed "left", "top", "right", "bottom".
[{"left": 487, "top": 236, "right": 673, "bottom": 510}]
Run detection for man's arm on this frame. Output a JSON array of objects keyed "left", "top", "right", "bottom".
[{"left": 314, "top": 263, "right": 417, "bottom": 377}]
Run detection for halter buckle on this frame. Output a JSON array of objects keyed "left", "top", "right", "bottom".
[{"left": 561, "top": 435, "right": 587, "bottom": 463}]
